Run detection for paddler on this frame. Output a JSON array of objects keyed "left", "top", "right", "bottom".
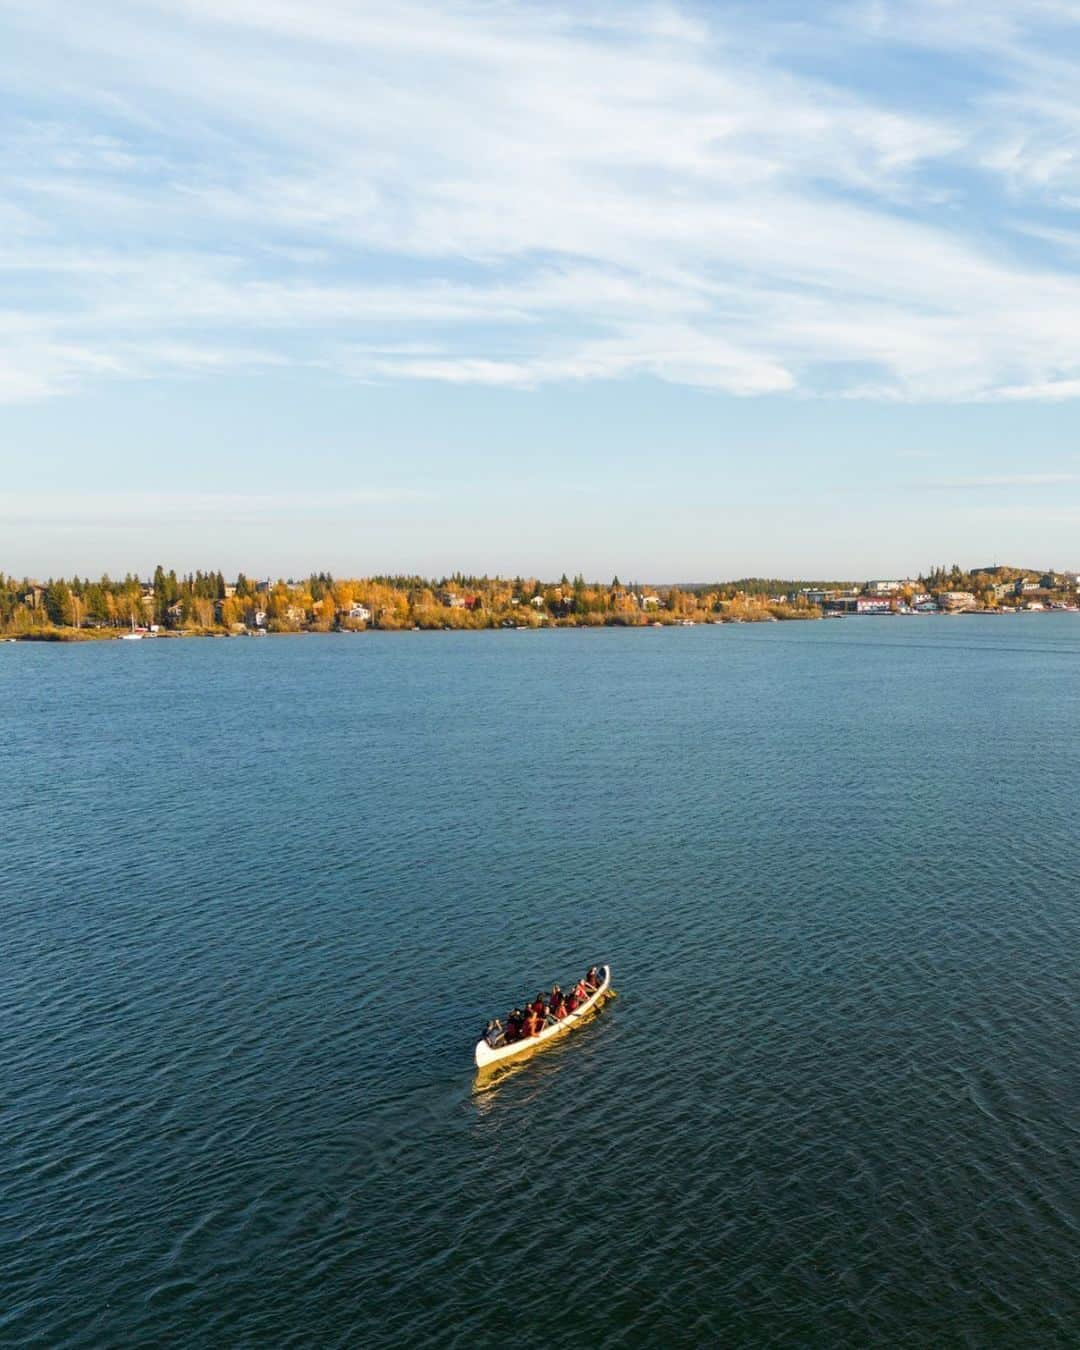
[
  {"left": 572, "top": 978, "right": 588, "bottom": 1001},
  {"left": 504, "top": 1008, "right": 523, "bottom": 1043}
]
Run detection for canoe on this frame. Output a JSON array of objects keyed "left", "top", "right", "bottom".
[{"left": 474, "top": 964, "right": 612, "bottom": 1069}]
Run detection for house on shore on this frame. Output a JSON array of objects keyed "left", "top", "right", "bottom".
[
  {"left": 824, "top": 594, "right": 892, "bottom": 614},
  {"left": 936, "top": 591, "right": 977, "bottom": 611}
]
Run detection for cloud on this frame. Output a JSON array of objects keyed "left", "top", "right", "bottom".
[
  {"left": 0, "top": 488, "right": 424, "bottom": 527},
  {"left": 923, "top": 472, "right": 1080, "bottom": 489},
  {"left": 2, "top": 0, "right": 1080, "bottom": 401},
  {"left": 988, "top": 378, "right": 1080, "bottom": 401}
]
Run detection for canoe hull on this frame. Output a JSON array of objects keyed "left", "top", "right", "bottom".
[{"left": 474, "top": 965, "right": 611, "bottom": 1069}]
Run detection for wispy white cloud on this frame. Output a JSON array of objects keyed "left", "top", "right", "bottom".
[
  {"left": 2, "top": 0, "right": 1080, "bottom": 402},
  {"left": 0, "top": 488, "right": 424, "bottom": 526},
  {"left": 988, "top": 378, "right": 1080, "bottom": 401},
  {"left": 924, "top": 472, "right": 1080, "bottom": 489}
]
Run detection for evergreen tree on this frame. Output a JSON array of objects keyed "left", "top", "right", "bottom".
[
  {"left": 152, "top": 564, "right": 168, "bottom": 625},
  {"left": 84, "top": 582, "right": 108, "bottom": 622},
  {"left": 44, "top": 579, "right": 74, "bottom": 626}
]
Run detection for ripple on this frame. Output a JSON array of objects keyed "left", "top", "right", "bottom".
[{"left": 2, "top": 627, "right": 1079, "bottom": 1346}]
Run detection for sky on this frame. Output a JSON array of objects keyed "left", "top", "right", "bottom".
[{"left": 2, "top": 0, "right": 1080, "bottom": 580}]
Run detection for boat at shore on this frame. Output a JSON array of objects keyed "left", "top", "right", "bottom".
[{"left": 474, "top": 963, "right": 612, "bottom": 1070}]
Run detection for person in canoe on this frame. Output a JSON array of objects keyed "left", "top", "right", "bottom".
[
  {"left": 529, "top": 993, "right": 546, "bottom": 1017},
  {"left": 482, "top": 1019, "right": 503, "bottom": 1047},
  {"left": 504, "top": 1008, "right": 524, "bottom": 1043},
  {"left": 584, "top": 967, "right": 599, "bottom": 992},
  {"left": 572, "top": 978, "right": 588, "bottom": 1001},
  {"left": 520, "top": 1008, "right": 541, "bottom": 1038}
]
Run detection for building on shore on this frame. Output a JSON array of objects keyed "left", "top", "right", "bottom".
[
  {"left": 936, "top": 591, "right": 977, "bottom": 611},
  {"left": 823, "top": 595, "right": 892, "bottom": 615}
]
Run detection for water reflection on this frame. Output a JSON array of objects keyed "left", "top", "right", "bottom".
[{"left": 470, "top": 997, "right": 618, "bottom": 1110}]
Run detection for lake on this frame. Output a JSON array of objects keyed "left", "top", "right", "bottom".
[{"left": 3, "top": 619, "right": 1078, "bottom": 1346}]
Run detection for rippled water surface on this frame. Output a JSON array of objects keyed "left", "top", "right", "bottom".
[{"left": 3, "top": 619, "right": 1079, "bottom": 1347}]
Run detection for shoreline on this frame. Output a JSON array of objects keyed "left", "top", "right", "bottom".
[{"left": 3, "top": 608, "right": 1073, "bottom": 643}]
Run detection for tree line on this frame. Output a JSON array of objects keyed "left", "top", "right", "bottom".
[{"left": 0, "top": 567, "right": 823, "bottom": 636}]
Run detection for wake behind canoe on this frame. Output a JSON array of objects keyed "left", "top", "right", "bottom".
[{"left": 474, "top": 964, "right": 611, "bottom": 1069}]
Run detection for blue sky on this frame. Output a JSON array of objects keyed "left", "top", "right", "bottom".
[{"left": 3, "top": 0, "right": 1080, "bottom": 579}]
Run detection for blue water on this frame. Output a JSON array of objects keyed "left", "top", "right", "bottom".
[{"left": 3, "top": 620, "right": 1078, "bottom": 1347}]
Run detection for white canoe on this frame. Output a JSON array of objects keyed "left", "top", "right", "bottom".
[{"left": 474, "top": 964, "right": 612, "bottom": 1069}]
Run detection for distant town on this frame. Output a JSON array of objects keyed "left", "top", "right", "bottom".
[{"left": 1, "top": 563, "right": 1076, "bottom": 639}]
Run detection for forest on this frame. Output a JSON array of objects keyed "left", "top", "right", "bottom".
[
  {"left": 0, "top": 567, "right": 822, "bottom": 637},
  {"left": 2, "top": 562, "right": 1067, "bottom": 638}
]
